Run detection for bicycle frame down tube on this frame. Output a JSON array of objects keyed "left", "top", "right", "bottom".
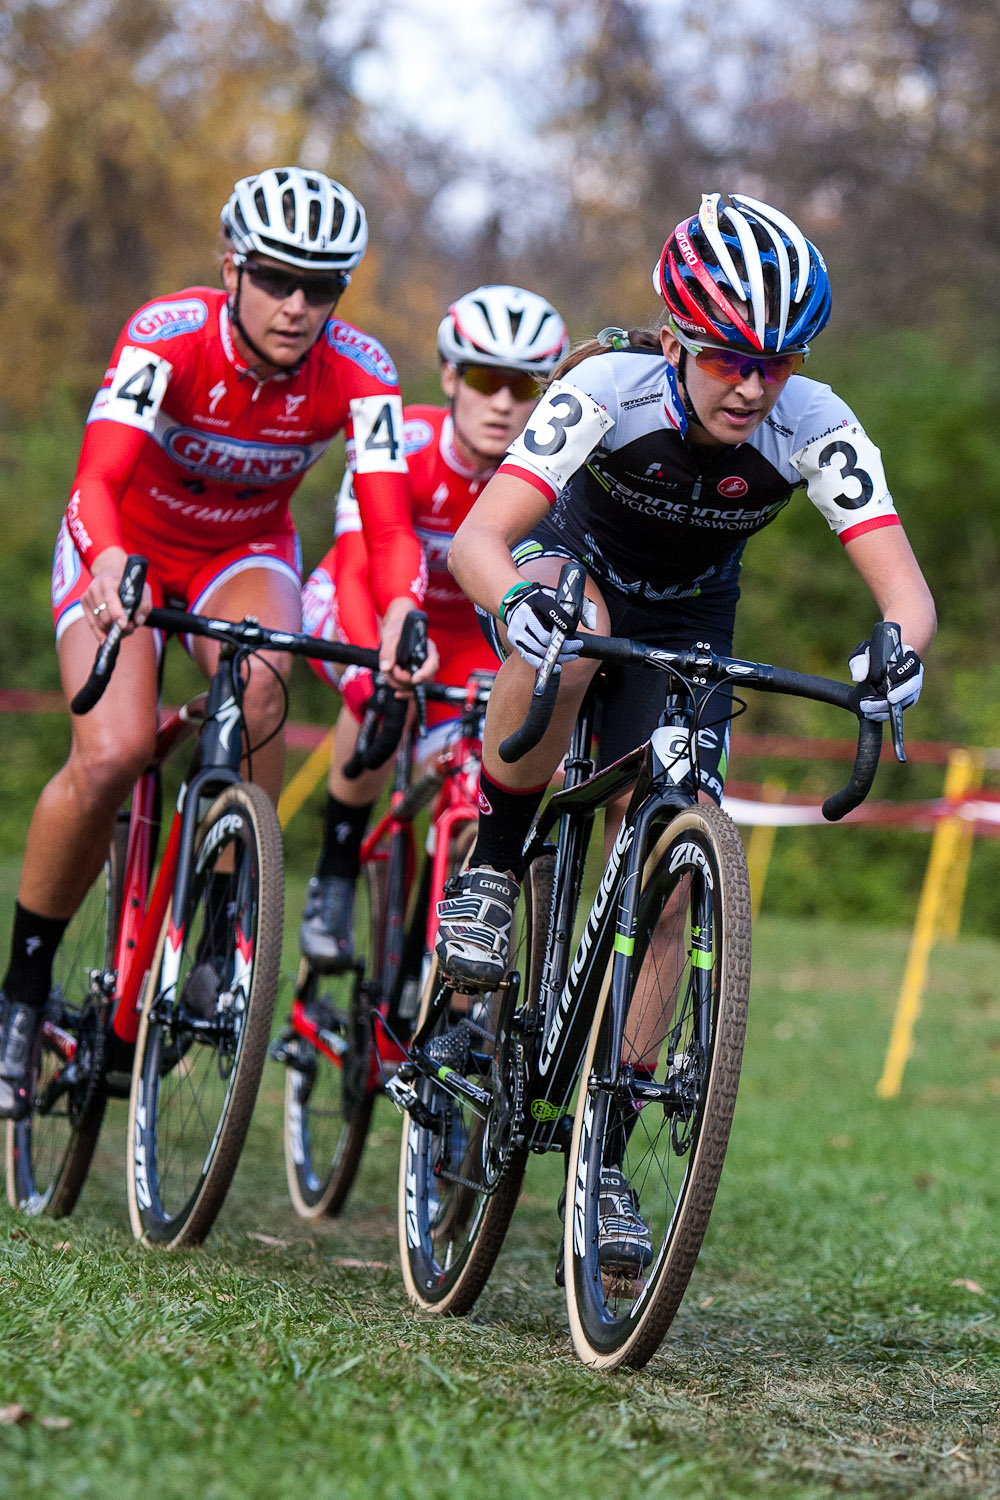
[
  {"left": 112, "top": 798, "right": 181, "bottom": 1045},
  {"left": 523, "top": 749, "right": 679, "bottom": 1152}
]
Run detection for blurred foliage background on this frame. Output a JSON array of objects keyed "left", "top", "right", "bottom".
[{"left": 1, "top": 0, "right": 998, "bottom": 924}]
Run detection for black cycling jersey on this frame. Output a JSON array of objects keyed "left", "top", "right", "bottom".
[{"left": 499, "top": 348, "right": 899, "bottom": 602}]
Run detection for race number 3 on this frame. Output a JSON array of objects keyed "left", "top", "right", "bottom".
[
  {"left": 507, "top": 378, "right": 614, "bottom": 491},
  {"left": 815, "top": 439, "right": 874, "bottom": 508},
  {"left": 103, "top": 345, "right": 172, "bottom": 433},
  {"left": 350, "top": 394, "right": 407, "bottom": 473},
  {"left": 795, "top": 421, "right": 890, "bottom": 530}
]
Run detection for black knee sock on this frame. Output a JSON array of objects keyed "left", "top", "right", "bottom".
[
  {"left": 316, "top": 795, "right": 374, "bottom": 881},
  {"left": 470, "top": 768, "right": 548, "bottom": 882},
  {"left": 3, "top": 903, "right": 70, "bottom": 1010}
]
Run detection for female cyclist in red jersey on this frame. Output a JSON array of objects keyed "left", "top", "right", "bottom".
[
  {"left": 0, "top": 166, "right": 427, "bottom": 1119},
  {"left": 297, "top": 285, "right": 569, "bottom": 968}
]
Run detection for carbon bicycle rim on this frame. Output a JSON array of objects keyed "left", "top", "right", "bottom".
[
  {"left": 564, "top": 804, "right": 750, "bottom": 1369},
  {"left": 126, "top": 782, "right": 283, "bottom": 1248},
  {"left": 6, "top": 815, "right": 127, "bottom": 1216},
  {"left": 397, "top": 852, "right": 553, "bottom": 1315},
  {"left": 283, "top": 858, "right": 386, "bottom": 1219}
]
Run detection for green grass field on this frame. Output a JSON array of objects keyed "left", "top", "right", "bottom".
[{"left": 2, "top": 887, "right": 1000, "bottom": 1499}]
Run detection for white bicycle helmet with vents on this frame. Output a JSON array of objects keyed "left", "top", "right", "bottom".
[
  {"left": 221, "top": 166, "right": 368, "bottom": 272},
  {"left": 437, "top": 285, "right": 569, "bottom": 374}
]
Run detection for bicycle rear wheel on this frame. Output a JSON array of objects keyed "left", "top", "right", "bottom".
[
  {"left": 398, "top": 851, "right": 553, "bottom": 1314},
  {"left": 6, "top": 815, "right": 127, "bottom": 1216},
  {"left": 127, "top": 782, "right": 283, "bottom": 1248},
  {"left": 564, "top": 804, "right": 750, "bottom": 1369},
  {"left": 283, "top": 858, "right": 385, "bottom": 1219}
]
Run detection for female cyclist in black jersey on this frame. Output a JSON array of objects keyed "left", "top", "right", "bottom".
[{"left": 434, "top": 191, "right": 936, "bottom": 1267}]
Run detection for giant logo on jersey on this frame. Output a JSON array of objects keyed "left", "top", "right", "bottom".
[
  {"left": 403, "top": 418, "right": 434, "bottom": 455},
  {"left": 325, "top": 322, "right": 398, "bottom": 384},
  {"left": 128, "top": 299, "right": 209, "bottom": 343},
  {"left": 163, "top": 427, "right": 311, "bottom": 483}
]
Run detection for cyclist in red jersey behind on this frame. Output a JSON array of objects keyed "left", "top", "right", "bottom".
[
  {"left": 0, "top": 166, "right": 427, "bottom": 1119},
  {"left": 298, "top": 284, "right": 569, "bottom": 968}
]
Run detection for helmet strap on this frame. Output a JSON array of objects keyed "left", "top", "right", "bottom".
[
  {"left": 228, "top": 264, "right": 333, "bottom": 377},
  {"left": 447, "top": 390, "right": 502, "bottom": 472},
  {"left": 676, "top": 349, "right": 707, "bottom": 435}
]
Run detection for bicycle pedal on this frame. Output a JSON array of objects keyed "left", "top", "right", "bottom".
[{"left": 268, "top": 1032, "right": 297, "bottom": 1068}]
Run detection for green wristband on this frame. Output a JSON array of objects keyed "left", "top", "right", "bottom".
[{"left": 498, "top": 581, "right": 534, "bottom": 625}]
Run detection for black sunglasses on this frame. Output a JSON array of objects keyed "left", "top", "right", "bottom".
[{"left": 238, "top": 258, "right": 347, "bottom": 308}]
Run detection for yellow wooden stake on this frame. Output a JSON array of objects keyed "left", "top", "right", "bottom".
[
  {"left": 277, "top": 727, "right": 334, "bottom": 830},
  {"left": 745, "top": 781, "right": 784, "bottom": 920},
  {"left": 876, "top": 749, "right": 978, "bottom": 1099},
  {"left": 936, "top": 749, "right": 983, "bottom": 941}
]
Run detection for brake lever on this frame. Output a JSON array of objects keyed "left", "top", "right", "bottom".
[{"left": 869, "top": 620, "right": 907, "bottom": 764}]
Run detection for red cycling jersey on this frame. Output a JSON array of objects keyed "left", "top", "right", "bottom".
[
  {"left": 63, "top": 287, "right": 424, "bottom": 613},
  {"left": 303, "top": 405, "right": 496, "bottom": 722}
]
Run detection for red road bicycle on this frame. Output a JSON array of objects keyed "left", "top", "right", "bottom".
[
  {"left": 5, "top": 556, "right": 397, "bottom": 1247},
  {"left": 274, "top": 673, "right": 493, "bottom": 1219}
]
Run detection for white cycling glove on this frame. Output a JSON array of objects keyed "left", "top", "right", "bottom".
[
  {"left": 500, "top": 582, "right": 596, "bottom": 671},
  {"left": 848, "top": 639, "right": 924, "bottom": 721}
]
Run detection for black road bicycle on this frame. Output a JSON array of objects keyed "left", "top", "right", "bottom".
[{"left": 394, "top": 563, "right": 904, "bottom": 1370}]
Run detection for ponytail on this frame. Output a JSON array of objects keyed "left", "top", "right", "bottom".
[{"left": 547, "top": 327, "right": 662, "bottom": 387}]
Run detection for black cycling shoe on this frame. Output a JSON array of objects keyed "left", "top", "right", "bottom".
[
  {"left": 0, "top": 991, "right": 44, "bottom": 1121},
  {"left": 434, "top": 866, "right": 519, "bottom": 990},
  {"left": 299, "top": 875, "right": 356, "bottom": 972},
  {"left": 597, "top": 1166, "right": 653, "bottom": 1274}
]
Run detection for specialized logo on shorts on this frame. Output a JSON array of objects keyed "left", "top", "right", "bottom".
[
  {"left": 718, "top": 475, "right": 749, "bottom": 499},
  {"left": 478, "top": 787, "right": 493, "bottom": 816},
  {"left": 302, "top": 567, "right": 334, "bottom": 627},
  {"left": 163, "top": 427, "right": 311, "bottom": 483},
  {"left": 128, "top": 298, "right": 208, "bottom": 343},
  {"left": 51, "top": 520, "right": 81, "bottom": 605},
  {"left": 403, "top": 418, "right": 434, "bottom": 455},
  {"left": 325, "top": 321, "right": 398, "bottom": 384}
]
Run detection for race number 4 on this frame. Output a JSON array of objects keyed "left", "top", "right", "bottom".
[
  {"left": 103, "top": 346, "right": 173, "bottom": 433},
  {"left": 350, "top": 394, "right": 407, "bottom": 473}
]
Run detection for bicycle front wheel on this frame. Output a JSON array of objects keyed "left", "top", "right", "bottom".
[
  {"left": 565, "top": 804, "right": 750, "bottom": 1370},
  {"left": 398, "top": 851, "right": 553, "bottom": 1315},
  {"left": 6, "top": 815, "right": 127, "bottom": 1216},
  {"left": 127, "top": 782, "right": 283, "bottom": 1248},
  {"left": 283, "top": 857, "right": 385, "bottom": 1219}
]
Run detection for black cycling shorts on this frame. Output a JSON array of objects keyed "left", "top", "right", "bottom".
[{"left": 477, "top": 529, "right": 740, "bottom": 802}]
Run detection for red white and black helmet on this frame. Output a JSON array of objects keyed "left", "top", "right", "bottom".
[
  {"left": 437, "top": 285, "right": 569, "bottom": 374},
  {"left": 221, "top": 167, "right": 368, "bottom": 272},
  {"left": 653, "top": 193, "right": 831, "bottom": 354}
]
